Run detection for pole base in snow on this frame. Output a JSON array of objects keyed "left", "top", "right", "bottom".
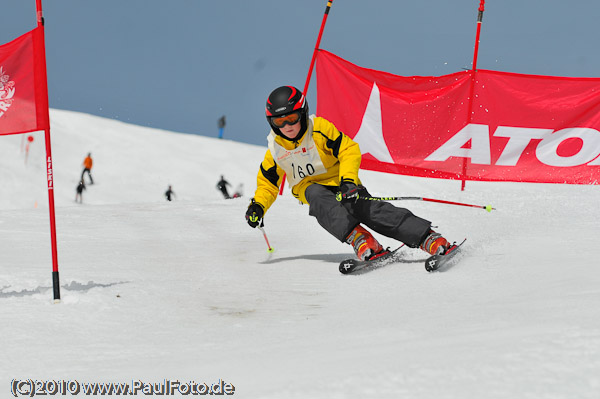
[{"left": 52, "top": 271, "right": 60, "bottom": 301}]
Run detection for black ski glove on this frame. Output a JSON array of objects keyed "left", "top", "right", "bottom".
[
  {"left": 245, "top": 199, "right": 264, "bottom": 228},
  {"left": 337, "top": 180, "right": 368, "bottom": 202}
]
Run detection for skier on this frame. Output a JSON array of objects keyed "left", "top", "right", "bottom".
[
  {"left": 165, "top": 185, "right": 176, "bottom": 201},
  {"left": 244, "top": 85, "right": 451, "bottom": 261},
  {"left": 81, "top": 152, "right": 94, "bottom": 185},
  {"left": 216, "top": 175, "right": 231, "bottom": 199},
  {"left": 75, "top": 180, "right": 86, "bottom": 203}
]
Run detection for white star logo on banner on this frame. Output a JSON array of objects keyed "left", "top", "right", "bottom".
[{"left": 353, "top": 82, "right": 394, "bottom": 163}]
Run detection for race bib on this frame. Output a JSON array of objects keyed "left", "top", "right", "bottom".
[{"left": 268, "top": 119, "right": 327, "bottom": 186}]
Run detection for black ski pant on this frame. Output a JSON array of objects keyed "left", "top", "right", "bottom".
[{"left": 305, "top": 183, "right": 431, "bottom": 248}]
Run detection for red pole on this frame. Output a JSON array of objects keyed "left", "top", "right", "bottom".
[
  {"left": 461, "top": 0, "right": 486, "bottom": 191},
  {"left": 36, "top": 0, "right": 61, "bottom": 302},
  {"left": 279, "top": 0, "right": 334, "bottom": 196},
  {"left": 258, "top": 226, "right": 275, "bottom": 253},
  {"left": 302, "top": 0, "right": 333, "bottom": 96},
  {"left": 419, "top": 197, "right": 494, "bottom": 211}
]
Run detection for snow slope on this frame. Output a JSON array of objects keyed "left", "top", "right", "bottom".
[{"left": 1, "top": 110, "right": 599, "bottom": 399}]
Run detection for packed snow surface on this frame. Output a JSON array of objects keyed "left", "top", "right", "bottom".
[{"left": 1, "top": 109, "right": 599, "bottom": 398}]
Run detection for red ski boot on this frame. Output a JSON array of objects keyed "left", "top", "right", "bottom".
[
  {"left": 346, "top": 225, "right": 384, "bottom": 261},
  {"left": 420, "top": 230, "right": 450, "bottom": 255}
]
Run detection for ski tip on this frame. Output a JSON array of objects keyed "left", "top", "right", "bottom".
[
  {"left": 339, "top": 259, "right": 357, "bottom": 274},
  {"left": 425, "top": 257, "right": 439, "bottom": 273}
]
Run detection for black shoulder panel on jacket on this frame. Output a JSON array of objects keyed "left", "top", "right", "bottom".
[
  {"left": 316, "top": 130, "right": 343, "bottom": 158},
  {"left": 260, "top": 162, "right": 280, "bottom": 188}
]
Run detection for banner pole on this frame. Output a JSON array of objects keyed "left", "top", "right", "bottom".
[
  {"left": 279, "top": 0, "right": 334, "bottom": 196},
  {"left": 36, "top": 0, "right": 60, "bottom": 302},
  {"left": 461, "top": 0, "right": 486, "bottom": 191},
  {"left": 302, "top": 0, "right": 333, "bottom": 97}
]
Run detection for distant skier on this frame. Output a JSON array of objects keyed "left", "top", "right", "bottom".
[
  {"left": 165, "top": 185, "right": 176, "bottom": 201},
  {"left": 216, "top": 175, "right": 231, "bottom": 199},
  {"left": 245, "top": 85, "right": 456, "bottom": 261},
  {"left": 81, "top": 152, "right": 94, "bottom": 185},
  {"left": 75, "top": 180, "right": 86, "bottom": 203}
]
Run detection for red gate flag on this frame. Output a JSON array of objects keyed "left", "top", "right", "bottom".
[
  {"left": 0, "top": 27, "right": 50, "bottom": 136},
  {"left": 316, "top": 50, "right": 600, "bottom": 185}
]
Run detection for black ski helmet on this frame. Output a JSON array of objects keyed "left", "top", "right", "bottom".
[{"left": 265, "top": 86, "right": 309, "bottom": 141}]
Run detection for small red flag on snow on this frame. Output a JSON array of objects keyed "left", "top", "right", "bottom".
[{"left": 0, "top": 27, "right": 50, "bottom": 136}]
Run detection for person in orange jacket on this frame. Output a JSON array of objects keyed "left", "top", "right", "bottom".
[{"left": 81, "top": 152, "right": 94, "bottom": 185}]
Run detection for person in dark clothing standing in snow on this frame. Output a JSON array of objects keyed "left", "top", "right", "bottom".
[
  {"left": 75, "top": 180, "right": 86, "bottom": 203},
  {"left": 165, "top": 185, "right": 176, "bottom": 201},
  {"left": 244, "top": 85, "right": 453, "bottom": 261},
  {"left": 218, "top": 115, "right": 226, "bottom": 139},
  {"left": 216, "top": 175, "right": 232, "bottom": 199}
]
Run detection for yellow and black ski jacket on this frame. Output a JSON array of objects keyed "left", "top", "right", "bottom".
[{"left": 253, "top": 116, "right": 362, "bottom": 214}]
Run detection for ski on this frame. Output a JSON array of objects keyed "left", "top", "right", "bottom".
[
  {"left": 339, "top": 246, "right": 405, "bottom": 275},
  {"left": 424, "top": 239, "right": 466, "bottom": 272}
]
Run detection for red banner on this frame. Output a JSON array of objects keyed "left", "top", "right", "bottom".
[
  {"left": 316, "top": 50, "right": 600, "bottom": 184},
  {"left": 0, "top": 27, "right": 49, "bottom": 136}
]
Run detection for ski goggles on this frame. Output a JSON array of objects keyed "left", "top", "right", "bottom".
[{"left": 270, "top": 111, "right": 301, "bottom": 128}]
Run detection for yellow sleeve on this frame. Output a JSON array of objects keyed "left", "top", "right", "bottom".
[
  {"left": 253, "top": 149, "right": 284, "bottom": 213},
  {"left": 314, "top": 117, "right": 362, "bottom": 184}
]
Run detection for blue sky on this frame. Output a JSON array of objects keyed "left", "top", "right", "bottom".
[{"left": 2, "top": 0, "right": 599, "bottom": 146}]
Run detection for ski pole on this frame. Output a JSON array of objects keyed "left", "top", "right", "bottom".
[
  {"left": 355, "top": 195, "right": 495, "bottom": 212},
  {"left": 258, "top": 225, "right": 275, "bottom": 253}
]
